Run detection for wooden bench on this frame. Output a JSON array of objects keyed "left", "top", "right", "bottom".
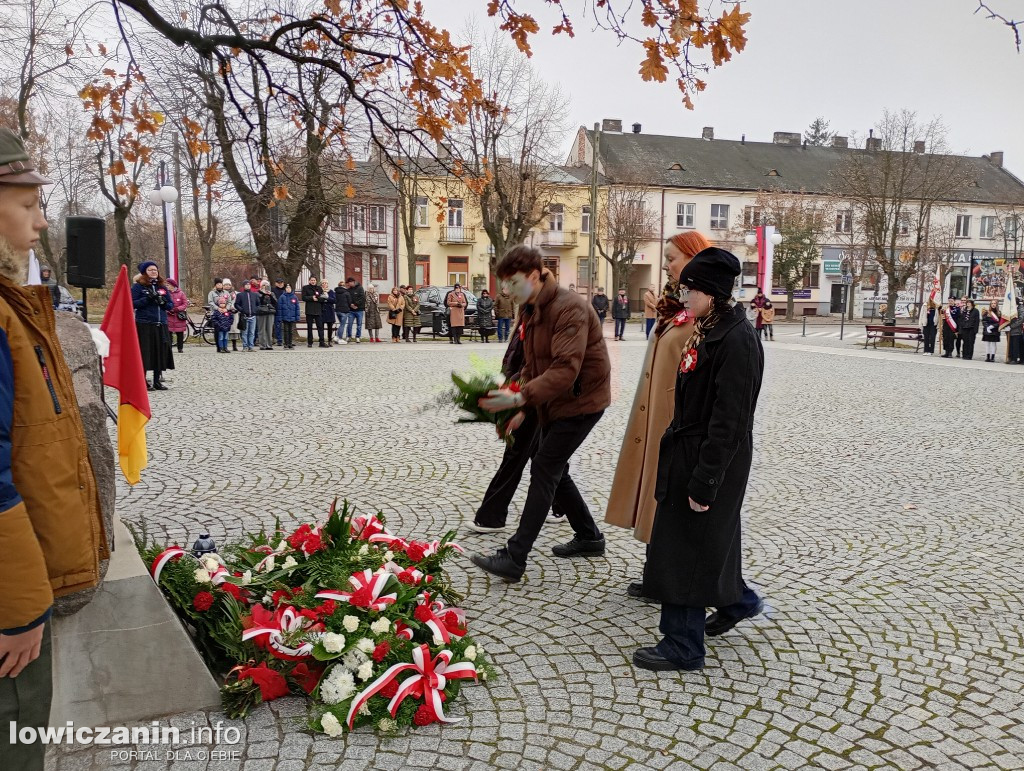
[{"left": 863, "top": 325, "right": 923, "bottom": 352}]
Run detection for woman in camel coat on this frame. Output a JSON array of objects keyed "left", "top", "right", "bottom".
[{"left": 605, "top": 231, "right": 712, "bottom": 599}]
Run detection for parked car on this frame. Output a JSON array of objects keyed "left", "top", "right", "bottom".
[{"left": 416, "top": 285, "right": 478, "bottom": 336}]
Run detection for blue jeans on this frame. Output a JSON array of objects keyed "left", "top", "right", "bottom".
[
  {"left": 273, "top": 318, "right": 282, "bottom": 344},
  {"left": 656, "top": 584, "right": 761, "bottom": 667},
  {"left": 242, "top": 316, "right": 256, "bottom": 349},
  {"left": 614, "top": 318, "right": 626, "bottom": 338},
  {"left": 497, "top": 317, "right": 511, "bottom": 342},
  {"left": 346, "top": 310, "right": 364, "bottom": 339},
  {"left": 335, "top": 311, "right": 349, "bottom": 338},
  {"left": 216, "top": 329, "right": 228, "bottom": 349},
  {"left": 645, "top": 318, "right": 655, "bottom": 338}
]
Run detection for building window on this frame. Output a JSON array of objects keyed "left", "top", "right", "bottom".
[
  {"left": 414, "top": 196, "right": 428, "bottom": 227},
  {"left": 581, "top": 205, "right": 591, "bottom": 234},
  {"left": 548, "top": 203, "right": 564, "bottom": 232},
  {"left": 350, "top": 205, "right": 365, "bottom": 231},
  {"left": 955, "top": 214, "right": 971, "bottom": 238},
  {"left": 447, "top": 256, "right": 468, "bottom": 287},
  {"left": 1006, "top": 215, "right": 1021, "bottom": 241},
  {"left": 369, "top": 254, "right": 387, "bottom": 281},
  {"left": 368, "top": 205, "right": 387, "bottom": 233},
  {"left": 542, "top": 257, "right": 560, "bottom": 283},
  {"left": 802, "top": 265, "right": 821, "bottom": 289},
  {"left": 710, "top": 204, "right": 729, "bottom": 230},
  {"left": 979, "top": 216, "right": 996, "bottom": 239},
  {"left": 898, "top": 212, "right": 911, "bottom": 236},
  {"left": 835, "top": 210, "right": 853, "bottom": 234},
  {"left": 447, "top": 199, "right": 464, "bottom": 228},
  {"left": 577, "top": 258, "right": 593, "bottom": 293},
  {"left": 336, "top": 204, "right": 350, "bottom": 230},
  {"left": 743, "top": 206, "right": 762, "bottom": 228},
  {"left": 676, "top": 202, "right": 695, "bottom": 228}
]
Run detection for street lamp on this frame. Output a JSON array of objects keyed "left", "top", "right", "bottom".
[{"left": 149, "top": 161, "right": 179, "bottom": 282}]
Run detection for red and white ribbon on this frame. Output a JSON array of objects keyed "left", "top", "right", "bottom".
[
  {"left": 421, "top": 540, "right": 465, "bottom": 557},
  {"left": 241, "top": 605, "right": 316, "bottom": 660},
  {"left": 418, "top": 593, "right": 467, "bottom": 644},
  {"left": 315, "top": 569, "right": 397, "bottom": 612},
  {"left": 150, "top": 547, "right": 187, "bottom": 584},
  {"left": 344, "top": 643, "right": 476, "bottom": 729},
  {"left": 351, "top": 514, "right": 406, "bottom": 547},
  {"left": 395, "top": 620, "right": 414, "bottom": 641}
]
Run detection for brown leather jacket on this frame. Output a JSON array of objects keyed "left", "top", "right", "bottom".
[
  {"left": 519, "top": 271, "right": 611, "bottom": 424},
  {"left": 0, "top": 277, "right": 107, "bottom": 633}
]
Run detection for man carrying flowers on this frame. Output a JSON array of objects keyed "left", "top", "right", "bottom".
[{"left": 470, "top": 245, "right": 611, "bottom": 583}]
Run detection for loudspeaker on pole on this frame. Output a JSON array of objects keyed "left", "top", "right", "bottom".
[{"left": 66, "top": 216, "right": 106, "bottom": 289}]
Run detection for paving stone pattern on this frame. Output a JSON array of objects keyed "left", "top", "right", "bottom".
[{"left": 48, "top": 336, "right": 1024, "bottom": 770}]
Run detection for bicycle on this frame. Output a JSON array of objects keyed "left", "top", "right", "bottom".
[{"left": 183, "top": 306, "right": 218, "bottom": 346}]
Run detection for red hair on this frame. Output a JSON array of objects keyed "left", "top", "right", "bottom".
[{"left": 667, "top": 231, "right": 712, "bottom": 259}]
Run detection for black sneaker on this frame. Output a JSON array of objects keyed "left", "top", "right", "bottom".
[
  {"left": 467, "top": 521, "right": 507, "bottom": 534},
  {"left": 469, "top": 549, "right": 525, "bottom": 583},
  {"left": 551, "top": 535, "right": 605, "bottom": 558},
  {"left": 705, "top": 597, "right": 764, "bottom": 637}
]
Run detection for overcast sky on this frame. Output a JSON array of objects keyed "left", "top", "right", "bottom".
[{"left": 422, "top": 0, "right": 1024, "bottom": 174}]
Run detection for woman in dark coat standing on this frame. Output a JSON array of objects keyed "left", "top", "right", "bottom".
[
  {"left": 635, "top": 247, "right": 764, "bottom": 672},
  {"left": 476, "top": 290, "right": 495, "bottom": 342},
  {"left": 131, "top": 260, "right": 175, "bottom": 390},
  {"left": 959, "top": 299, "right": 980, "bottom": 360},
  {"left": 981, "top": 300, "right": 1002, "bottom": 362}
]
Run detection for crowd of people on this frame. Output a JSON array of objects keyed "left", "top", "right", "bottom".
[{"left": 924, "top": 295, "right": 1024, "bottom": 363}]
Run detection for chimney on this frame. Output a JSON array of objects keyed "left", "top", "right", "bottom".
[
  {"left": 741, "top": 134, "right": 745, "bottom": 145},
  {"left": 772, "top": 131, "right": 802, "bottom": 146},
  {"left": 913, "top": 140, "right": 926, "bottom": 154},
  {"left": 989, "top": 151, "right": 1004, "bottom": 167},
  {"left": 866, "top": 137, "right": 882, "bottom": 152},
  {"left": 601, "top": 118, "right": 622, "bottom": 133},
  {"left": 702, "top": 126, "right": 714, "bottom": 140},
  {"left": 832, "top": 135, "right": 848, "bottom": 149},
  {"left": 632, "top": 122, "right": 641, "bottom": 134}
]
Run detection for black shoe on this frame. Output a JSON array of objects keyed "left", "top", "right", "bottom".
[
  {"left": 632, "top": 647, "right": 704, "bottom": 672},
  {"left": 468, "top": 521, "right": 508, "bottom": 534},
  {"left": 705, "top": 597, "right": 764, "bottom": 637},
  {"left": 627, "top": 581, "right": 657, "bottom": 602},
  {"left": 153, "top": 382, "right": 168, "bottom": 391},
  {"left": 551, "top": 535, "right": 605, "bottom": 558},
  {"left": 469, "top": 549, "right": 525, "bottom": 583},
  {"left": 146, "top": 382, "right": 154, "bottom": 391},
  {"left": 319, "top": 343, "right": 328, "bottom": 348}
]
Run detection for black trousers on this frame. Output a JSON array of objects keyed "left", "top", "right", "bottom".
[
  {"left": 505, "top": 411, "right": 604, "bottom": 566},
  {"left": 324, "top": 320, "right": 334, "bottom": 341},
  {"left": 1010, "top": 334, "right": 1023, "bottom": 363},
  {"left": 174, "top": 331, "right": 184, "bottom": 353},
  {"left": 961, "top": 333, "right": 977, "bottom": 360},
  {"left": 402, "top": 325, "right": 418, "bottom": 341},
  {"left": 451, "top": 326, "right": 463, "bottom": 344},
  {"left": 391, "top": 323, "right": 402, "bottom": 339},
  {"left": 306, "top": 316, "right": 324, "bottom": 345},
  {"left": 283, "top": 321, "right": 295, "bottom": 347},
  {"left": 923, "top": 324, "right": 937, "bottom": 353},
  {"left": 942, "top": 325, "right": 956, "bottom": 354}
]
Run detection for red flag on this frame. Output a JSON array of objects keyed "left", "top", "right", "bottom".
[{"left": 100, "top": 265, "right": 151, "bottom": 484}]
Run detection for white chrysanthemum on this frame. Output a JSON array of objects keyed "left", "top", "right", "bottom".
[
  {"left": 370, "top": 618, "right": 390, "bottom": 636},
  {"left": 382, "top": 550, "right": 394, "bottom": 562},
  {"left": 377, "top": 718, "right": 397, "bottom": 732},
  {"left": 356, "top": 638, "right": 375, "bottom": 654},
  {"left": 358, "top": 544, "right": 369, "bottom": 556},
  {"left": 342, "top": 615, "right": 360, "bottom": 633},
  {"left": 320, "top": 712, "right": 343, "bottom": 737},
  {"left": 320, "top": 667, "right": 356, "bottom": 705},
  {"left": 200, "top": 555, "right": 220, "bottom": 572},
  {"left": 342, "top": 649, "right": 367, "bottom": 670},
  {"left": 358, "top": 702, "right": 371, "bottom": 716},
  {"left": 241, "top": 570, "right": 252, "bottom": 585},
  {"left": 193, "top": 568, "right": 211, "bottom": 584},
  {"left": 464, "top": 645, "right": 477, "bottom": 662},
  {"left": 356, "top": 660, "right": 374, "bottom": 681},
  {"left": 322, "top": 632, "right": 346, "bottom": 654},
  {"left": 282, "top": 556, "right": 298, "bottom": 571}
]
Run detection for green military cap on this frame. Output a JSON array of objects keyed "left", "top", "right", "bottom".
[{"left": 0, "top": 127, "right": 50, "bottom": 185}]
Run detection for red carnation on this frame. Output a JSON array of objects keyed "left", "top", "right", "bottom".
[
  {"left": 238, "top": 662, "right": 289, "bottom": 702},
  {"left": 290, "top": 662, "right": 323, "bottom": 695},
  {"left": 372, "top": 641, "right": 391, "bottom": 663},
  {"left": 413, "top": 704, "right": 436, "bottom": 726},
  {"left": 220, "top": 582, "right": 246, "bottom": 603},
  {"left": 193, "top": 591, "right": 215, "bottom": 612},
  {"left": 316, "top": 599, "right": 337, "bottom": 617},
  {"left": 380, "top": 679, "right": 399, "bottom": 698},
  {"left": 271, "top": 589, "right": 291, "bottom": 607},
  {"left": 397, "top": 569, "right": 419, "bottom": 586},
  {"left": 299, "top": 608, "right": 319, "bottom": 621},
  {"left": 405, "top": 543, "right": 427, "bottom": 562},
  {"left": 414, "top": 603, "right": 432, "bottom": 622},
  {"left": 287, "top": 524, "right": 312, "bottom": 550},
  {"left": 302, "top": 533, "right": 325, "bottom": 555},
  {"left": 349, "top": 585, "right": 374, "bottom": 608}
]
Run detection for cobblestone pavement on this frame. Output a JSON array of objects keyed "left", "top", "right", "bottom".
[{"left": 49, "top": 335, "right": 1024, "bottom": 771}]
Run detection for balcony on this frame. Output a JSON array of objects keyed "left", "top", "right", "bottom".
[
  {"left": 337, "top": 230, "right": 388, "bottom": 249},
  {"left": 539, "top": 229, "right": 578, "bottom": 248},
  {"left": 439, "top": 225, "right": 476, "bottom": 244}
]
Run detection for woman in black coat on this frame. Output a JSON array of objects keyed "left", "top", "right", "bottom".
[
  {"left": 981, "top": 300, "right": 1002, "bottom": 362},
  {"left": 635, "top": 247, "right": 765, "bottom": 672},
  {"left": 959, "top": 299, "right": 980, "bottom": 360}
]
